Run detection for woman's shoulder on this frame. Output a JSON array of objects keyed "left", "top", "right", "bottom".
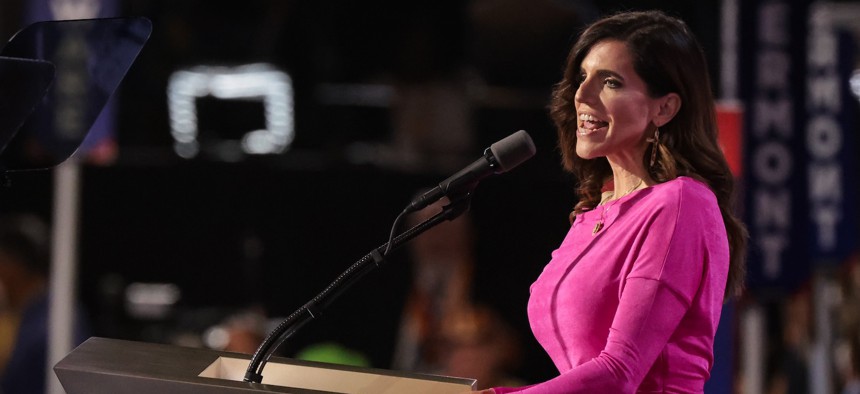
[
  {"left": 647, "top": 176, "right": 717, "bottom": 206},
  {"left": 645, "top": 176, "right": 719, "bottom": 210},
  {"left": 631, "top": 177, "right": 724, "bottom": 241}
]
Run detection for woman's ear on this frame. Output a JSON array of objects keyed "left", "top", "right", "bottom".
[{"left": 653, "top": 93, "right": 681, "bottom": 127}]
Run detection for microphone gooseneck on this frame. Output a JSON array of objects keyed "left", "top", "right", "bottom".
[{"left": 244, "top": 130, "right": 535, "bottom": 384}]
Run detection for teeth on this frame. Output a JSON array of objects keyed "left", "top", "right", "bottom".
[
  {"left": 578, "top": 113, "right": 607, "bottom": 136},
  {"left": 579, "top": 113, "right": 604, "bottom": 122}
]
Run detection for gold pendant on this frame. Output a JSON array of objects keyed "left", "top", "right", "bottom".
[{"left": 592, "top": 221, "right": 603, "bottom": 235}]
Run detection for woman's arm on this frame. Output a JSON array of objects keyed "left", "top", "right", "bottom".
[{"left": 505, "top": 277, "right": 694, "bottom": 393}]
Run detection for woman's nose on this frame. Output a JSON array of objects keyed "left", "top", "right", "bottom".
[{"left": 574, "top": 79, "right": 591, "bottom": 105}]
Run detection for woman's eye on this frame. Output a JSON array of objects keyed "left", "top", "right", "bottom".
[
  {"left": 575, "top": 74, "right": 587, "bottom": 85},
  {"left": 604, "top": 78, "right": 621, "bottom": 89}
]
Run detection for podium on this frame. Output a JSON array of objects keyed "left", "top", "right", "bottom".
[{"left": 54, "top": 337, "right": 476, "bottom": 393}]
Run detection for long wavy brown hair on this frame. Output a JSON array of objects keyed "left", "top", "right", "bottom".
[{"left": 549, "top": 10, "right": 747, "bottom": 299}]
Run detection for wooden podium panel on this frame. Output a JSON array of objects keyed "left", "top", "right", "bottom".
[{"left": 55, "top": 337, "right": 476, "bottom": 394}]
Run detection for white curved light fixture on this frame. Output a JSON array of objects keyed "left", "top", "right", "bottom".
[{"left": 167, "top": 63, "right": 294, "bottom": 158}]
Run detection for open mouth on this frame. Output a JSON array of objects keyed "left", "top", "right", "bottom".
[{"left": 578, "top": 113, "right": 608, "bottom": 136}]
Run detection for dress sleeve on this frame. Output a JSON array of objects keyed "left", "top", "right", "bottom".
[{"left": 494, "top": 184, "right": 711, "bottom": 394}]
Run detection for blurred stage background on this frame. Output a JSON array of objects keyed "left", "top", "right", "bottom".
[{"left": 0, "top": 0, "right": 858, "bottom": 393}]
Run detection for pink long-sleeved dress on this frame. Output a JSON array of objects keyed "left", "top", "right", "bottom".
[{"left": 496, "top": 176, "right": 729, "bottom": 393}]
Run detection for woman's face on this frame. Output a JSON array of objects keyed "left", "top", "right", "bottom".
[{"left": 573, "top": 40, "right": 662, "bottom": 163}]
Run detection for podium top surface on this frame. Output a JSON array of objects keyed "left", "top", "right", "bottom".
[{"left": 54, "top": 337, "right": 476, "bottom": 394}]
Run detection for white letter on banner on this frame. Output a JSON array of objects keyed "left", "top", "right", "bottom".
[
  {"left": 753, "top": 142, "right": 793, "bottom": 183},
  {"left": 808, "top": 23, "right": 837, "bottom": 70},
  {"left": 807, "top": 116, "right": 842, "bottom": 159},
  {"left": 813, "top": 205, "right": 840, "bottom": 250},
  {"left": 759, "top": 234, "right": 788, "bottom": 278},
  {"left": 759, "top": 2, "right": 789, "bottom": 46},
  {"left": 809, "top": 164, "right": 842, "bottom": 202},
  {"left": 757, "top": 51, "right": 791, "bottom": 90},
  {"left": 756, "top": 189, "right": 791, "bottom": 229},
  {"left": 754, "top": 98, "right": 793, "bottom": 138},
  {"left": 807, "top": 74, "right": 841, "bottom": 110}
]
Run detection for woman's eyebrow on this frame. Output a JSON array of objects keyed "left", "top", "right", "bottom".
[{"left": 579, "top": 68, "right": 625, "bottom": 82}]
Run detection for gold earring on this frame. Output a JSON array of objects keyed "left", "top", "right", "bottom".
[{"left": 647, "top": 129, "right": 660, "bottom": 168}]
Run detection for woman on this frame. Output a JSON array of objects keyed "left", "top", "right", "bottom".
[{"left": 475, "top": 10, "right": 747, "bottom": 394}]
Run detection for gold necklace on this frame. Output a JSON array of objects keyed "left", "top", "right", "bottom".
[{"left": 592, "top": 179, "right": 644, "bottom": 235}]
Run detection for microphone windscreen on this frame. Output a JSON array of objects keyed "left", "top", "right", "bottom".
[{"left": 489, "top": 130, "right": 536, "bottom": 173}]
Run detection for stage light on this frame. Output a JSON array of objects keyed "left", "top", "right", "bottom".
[{"left": 167, "top": 63, "right": 294, "bottom": 159}]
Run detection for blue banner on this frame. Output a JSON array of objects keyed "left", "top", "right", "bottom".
[
  {"left": 740, "top": 0, "right": 811, "bottom": 294},
  {"left": 805, "top": 5, "right": 858, "bottom": 264}
]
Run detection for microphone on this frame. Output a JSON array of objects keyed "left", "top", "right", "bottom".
[
  {"left": 405, "top": 130, "right": 536, "bottom": 213},
  {"left": 244, "top": 131, "right": 535, "bottom": 384}
]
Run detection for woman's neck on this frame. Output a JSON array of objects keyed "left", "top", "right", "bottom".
[{"left": 606, "top": 159, "right": 652, "bottom": 201}]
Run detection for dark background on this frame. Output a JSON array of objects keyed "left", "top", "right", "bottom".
[{"left": 0, "top": 0, "right": 723, "bottom": 383}]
